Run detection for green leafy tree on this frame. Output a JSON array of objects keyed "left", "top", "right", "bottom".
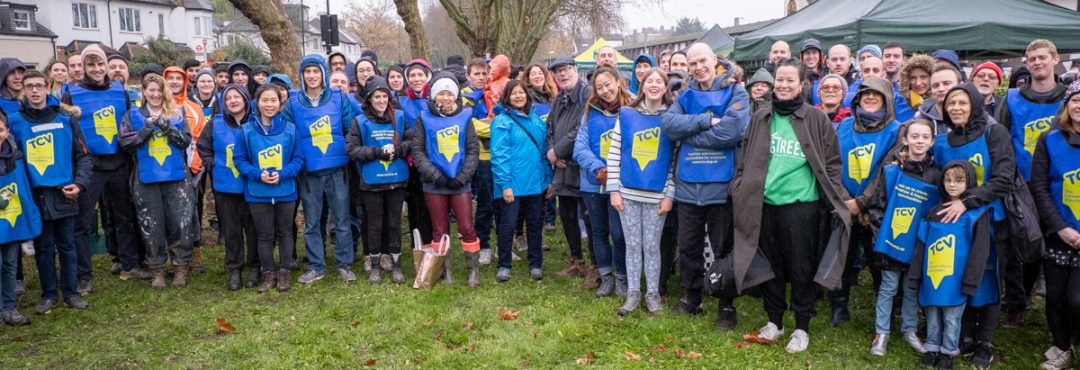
[
  {"left": 674, "top": 16, "right": 704, "bottom": 34},
  {"left": 210, "top": 41, "right": 272, "bottom": 67},
  {"left": 129, "top": 36, "right": 197, "bottom": 80}
]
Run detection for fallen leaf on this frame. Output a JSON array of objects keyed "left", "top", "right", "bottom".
[
  {"left": 463, "top": 320, "right": 474, "bottom": 330},
  {"left": 733, "top": 341, "right": 754, "bottom": 349},
  {"left": 365, "top": 358, "right": 377, "bottom": 366},
  {"left": 497, "top": 307, "right": 520, "bottom": 321},
  {"left": 575, "top": 351, "right": 596, "bottom": 364},
  {"left": 351, "top": 321, "right": 361, "bottom": 328},
  {"left": 648, "top": 357, "right": 656, "bottom": 364},
  {"left": 665, "top": 336, "right": 677, "bottom": 344},
  {"left": 468, "top": 343, "right": 476, "bottom": 352},
  {"left": 674, "top": 349, "right": 685, "bottom": 358},
  {"left": 549, "top": 303, "right": 556, "bottom": 309},
  {"left": 623, "top": 350, "right": 642, "bottom": 361},
  {"left": 434, "top": 332, "right": 444, "bottom": 341},
  {"left": 216, "top": 317, "right": 235, "bottom": 333},
  {"left": 688, "top": 351, "right": 702, "bottom": 359},
  {"left": 650, "top": 344, "right": 667, "bottom": 353}
]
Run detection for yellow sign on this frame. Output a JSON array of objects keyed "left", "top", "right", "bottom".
[
  {"left": 1023, "top": 117, "right": 1053, "bottom": 156},
  {"left": 147, "top": 130, "right": 173, "bottom": 166},
  {"left": 0, "top": 182, "right": 22, "bottom": 227},
  {"left": 891, "top": 207, "right": 916, "bottom": 239},
  {"left": 847, "top": 143, "right": 876, "bottom": 184},
  {"left": 225, "top": 144, "right": 239, "bottom": 178},
  {"left": 927, "top": 234, "right": 955, "bottom": 289},
  {"left": 631, "top": 127, "right": 660, "bottom": 171},
  {"left": 309, "top": 115, "right": 333, "bottom": 154},
  {"left": 26, "top": 133, "right": 55, "bottom": 176},
  {"left": 969, "top": 153, "right": 985, "bottom": 186},
  {"left": 436, "top": 125, "right": 460, "bottom": 163},
  {"left": 1064, "top": 168, "right": 1080, "bottom": 220},
  {"left": 258, "top": 144, "right": 283, "bottom": 170},
  {"left": 599, "top": 128, "right": 615, "bottom": 161},
  {"left": 380, "top": 159, "right": 392, "bottom": 171},
  {"left": 93, "top": 106, "right": 118, "bottom": 144}
]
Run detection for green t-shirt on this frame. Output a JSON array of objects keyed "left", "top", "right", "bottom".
[{"left": 763, "top": 114, "right": 819, "bottom": 205}]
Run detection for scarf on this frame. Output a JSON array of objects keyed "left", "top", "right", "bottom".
[
  {"left": 598, "top": 99, "right": 621, "bottom": 115},
  {"left": 770, "top": 91, "right": 804, "bottom": 116},
  {"left": 854, "top": 106, "right": 885, "bottom": 128}
]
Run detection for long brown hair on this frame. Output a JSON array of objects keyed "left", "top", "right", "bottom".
[
  {"left": 141, "top": 74, "right": 179, "bottom": 120},
  {"left": 629, "top": 68, "right": 672, "bottom": 109},
  {"left": 521, "top": 64, "right": 558, "bottom": 100},
  {"left": 366, "top": 88, "right": 401, "bottom": 146},
  {"left": 1058, "top": 94, "right": 1080, "bottom": 134},
  {"left": 44, "top": 60, "right": 68, "bottom": 94},
  {"left": 585, "top": 66, "right": 633, "bottom": 121}
]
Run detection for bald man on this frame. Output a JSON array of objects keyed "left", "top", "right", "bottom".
[
  {"left": 660, "top": 42, "right": 750, "bottom": 328},
  {"left": 859, "top": 56, "right": 885, "bottom": 80},
  {"left": 827, "top": 44, "right": 855, "bottom": 83},
  {"left": 765, "top": 41, "right": 791, "bottom": 74},
  {"left": 596, "top": 46, "right": 618, "bottom": 69}
]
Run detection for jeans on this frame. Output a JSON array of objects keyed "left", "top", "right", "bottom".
[
  {"left": 76, "top": 164, "right": 140, "bottom": 277},
  {"left": 1044, "top": 235, "right": 1080, "bottom": 350},
  {"left": 876, "top": 269, "right": 919, "bottom": 334},
  {"left": 425, "top": 192, "right": 478, "bottom": 247},
  {"left": 621, "top": 199, "right": 666, "bottom": 294},
  {"left": 360, "top": 189, "right": 405, "bottom": 256},
  {"left": 543, "top": 197, "right": 556, "bottom": 225},
  {"left": 473, "top": 160, "right": 495, "bottom": 250},
  {"left": 251, "top": 201, "right": 297, "bottom": 272},
  {"left": 36, "top": 216, "right": 79, "bottom": 300},
  {"left": 760, "top": 202, "right": 821, "bottom": 332},
  {"left": 0, "top": 243, "right": 18, "bottom": 310},
  {"left": 132, "top": 179, "right": 196, "bottom": 269},
  {"left": 925, "top": 303, "right": 966, "bottom": 355},
  {"left": 582, "top": 192, "right": 625, "bottom": 278},
  {"left": 497, "top": 195, "right": 543, "bottom": 270},
  {"left": 215, "top": 192, "right": 257, "bottom": 271},
  {"left": 300, "top": 168, "right": 355, "bottom": 272}
]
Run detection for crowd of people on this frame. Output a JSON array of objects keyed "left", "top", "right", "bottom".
[{"left": 0, "top": 35, "right": 1078, "bottom": 369}]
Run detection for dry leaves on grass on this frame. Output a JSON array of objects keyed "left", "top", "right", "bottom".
[
  {"left": 497, "top": 307, "right": 519, "bottom": 321},
  {"left": 650, "top": 344, "right": 667, "bottom": 353},
  {"left": 462, "top": 320, "right": 474, "bottom": 330},
  {"left": 623, "top": 350, "right": 642, "bottom": 361},
  {"left": 351, "top": 321, "right": 361, "bottom": 329},
  {"left": 575, "top": 352, "right": 596, "bottom": 364},
  {"left": 365, "top": 358, "right": 377, "bottom": 366},
  {"left": 688, "top": 351, "right": 702, "bottom": 359},
  {"left": 216, "top": 317, "right": 235, "bottom": 333},
  {"left": 734, "top": 330, "right": 776, "bottom": 348}
]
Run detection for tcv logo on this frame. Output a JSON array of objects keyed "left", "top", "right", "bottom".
[{"left": 847, "top": 143, "right": 876, "bottom": 184}]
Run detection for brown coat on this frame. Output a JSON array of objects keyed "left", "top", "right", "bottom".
[{"left": 730, "top": 102, "right": 852, "bottom": 292}]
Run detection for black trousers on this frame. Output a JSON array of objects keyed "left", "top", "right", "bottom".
[
  {"left": 360, "top": 189, "right": 405, "bottom": 256},
  {"left": 1002, "top": 237, "right": 1040, "bottom": 313},
  {"left": 250, "top": 201, "right": 297, "bottom": 272},
  {"left": 829, "top": 222, "right": 876, "bottom": 308},
  {"left": 1043, "top": 237, "right": 1080, "bottom": 350},
  {"left": 405, "top": 169, "right": 432, "bottom": 246},
  {"left": 760, "top": 202, "right": 822, "bottom": 332},
  {"left": 76, "top": 165, "right": 141, "bottom": 276},
  {"left": 659, "top": 203, "right": 678, "bottom": 291},
  {"left": 676, "top": 202, "right": 733, "bottom": 305},
  {"left": 214, "top": 192, "right": 257, "bottom": 271},
  {"left": 557, "top": 195, "right": 592, "bottom": 263}
]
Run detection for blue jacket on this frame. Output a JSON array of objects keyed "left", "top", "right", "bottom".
[
  {"left": 490, "top": 105, "right": 552, "bottom": 198},
  {"left": 660, "top": 59, "right": 750, "bottom": 205},
  {"left": 628, "top": 54, "right": 656, "bottom": 96},
  {"left": 573, "top": 106, "right": 618, "bottom": 194},
  {"left": 281, "top": 54, "right": 356, "bottom": 139},
  {"left": 234, "top": 113, "right": 305, "bottom": 203}
]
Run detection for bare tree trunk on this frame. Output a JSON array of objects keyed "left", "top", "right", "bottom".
[
  {"left": 394, "top": 0, "right": 430, "bottom": 60},
  {"left": 229, "top": 0, "right": 302, "bottom": 84}
]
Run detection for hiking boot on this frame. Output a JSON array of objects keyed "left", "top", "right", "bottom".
[
  {"left": 298, "top": 270, "right": 324, "bottom": 284},
  {"left": 618, "top": 291, "right": 641, "bottom": 316},
  {"left": 905, "top": 331, "right": 927, "bottom": 354},
  {"left": 556, "top": 259, "right": 584, "bottom": 277},
  {"left": 785, "top": 329, "right": 809, "bottom": 353},
  {"left": 972, "top": 343, "right": 993, "bottom": 369},
  {"left": 363, "top": 255, "right": 372, "bottom": 272},
  {"left": 191, "top": 249, "right": 205, "bottom": 273},
  {"left": 936, "top": 354, "right": 954, "bottom": 369},
  {"left": 758, "top": 322, "right": 784, "bottom": 342},
  {"left": 442, "top": 254, "right": 453, "bottom": 285},
  {"left": 1041, "top": 348, "right": 1073, "bottom": 370},
  {"left": 390, "top": 254, "right": 405, "bottom": 284},
  {"left": 227, "top": 269, "right": 242, "bottom": 291},
  {"left": 151, "top": 268, "right": 166, "bottom": 290},
  {"left": 369, "top": 266, "right": 382, "bottom": 284},
  {"left": 595, "top": 274, "right": 615, "bottom": 297},
  {"left": 478, "top": 249, "right": 492, "bottom": 265},
  {"left": 34, "top": 298, "right": 57, "bottom": 315},
  {"left": 172, "top": 265, "right": 189, "bottom": 288},
  {"left": 109, "top": 262, "right": 123, "bottom": 274},
  {"left": 960, "top": 339, "right": 977, "bottom": 357},
  {"left": 716, "top": 306, "right": 737, "bottom": 331},
  {"left": 246, "top": 267, "right": 260, "bottom": 288},
  {"left": 380, "top": 254, "right": 392, "bottom": 272},
  {"left": 2, "top": 309, "right": 30, "bottom": 326},
  {"left": 870, "top": 333, "right": 888, "bottom": 356},
  {"left": 831, "top": 303, "right": 850, "bottom": 327},
  {"left": 467, "top": 252, "right": 482, "bottom": 288},
  {"left": 582, "top": 266, "right": 601, "bottom": 290},
  {"left": 120, "top": 267, "right": 153, "bottom": 281},
  {"left": 496, "top": 268, "right": 511, "bottom": 282},
  {"left": 1002, "top": 310, "right": 1024, "bottom": 328},
  {"left": 77, "top": 280, "right": 92, "bottom": 296},
  {"left": 338, "top": 266, "right": 357, "bottom": 282},
  {"left": 276, "top": 269, "right": 291, "bottom": 292},
  {"left": 64, "top": 296, "right": 89, "bottom": 309},
  {"left": 614, "top": 277, "right": 628, "bottom": 297},
  {"left": 920, "top": 352, "right": 940, "bottom": 367},
  {"left": 257, "top": 271, "right": 276, "bottom": 293},
  {"left": 530, "top": 268, "right": 543, "bottom": 281},
  {"left": 670, "top": 297, "right": 703, "bottom": 316},
  {"left": 644, "top": 292, "right": 662, "bottom": 315}
]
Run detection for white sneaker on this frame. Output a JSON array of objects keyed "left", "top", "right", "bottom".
[
  {"left": 904, "top": 331, "right": 927, "bottom": 354},
  {"left": 478, "top": 249, "right": 492, "bottom": 265},
  {"left": 758, "top": 322, "right": 784, "bottom": 342},
  {"left": 785, "top": 329, "right": 809, "bottom": 353}
]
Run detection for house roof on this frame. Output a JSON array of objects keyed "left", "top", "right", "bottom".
[
  {"left": 118, "top": 41, "right": 148, "bottom": 59},
  {"left": 182, "top": 0, "right": 213, "bottom": 11},
  {"left": 65, "top": 40, "right": 120, "bottom": 55},
  {"left": 616, "top": 25, "right": 734, "bottom": 54},
  {"left": 0, "top": 2, "right": 57, "bottom": 39},
  {"left": 119, "top": 0, "right": 178, "bottom": 7}
]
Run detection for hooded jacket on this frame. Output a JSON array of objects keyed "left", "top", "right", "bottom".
[
  {"left": 899, "top": 54, "right": 934, "bottom": 111},
  {"left": 660, "top": 59, "right": 750, "bottom": 206},
  {"left": 490, "top": 104, "right": 553, "bottom": 197},
  {"left": 842, "top": 77, "right": 902, "bottom": 213},
  {"left": 410, "top": 74, "right": 479, "bottom": 195},
  {"left": 17, "top": 98, "right": 93, "bottom": 220},
  {"left": 993, "top": 77, "right": 1067, "bottom": 133},
  {"left": 1031, "top": 127, "right": 1080, "bottom": 237},
  {"left": 483, "top": 55, "right": 511, "bottom": 119},
  {"left": 628, "top": 54, "right": 657, "bottom": 96},
  {"left": 196, "top": 84, "right": 250, "bottom": 178},
  {"left": 233, "top": 112, "right": 304, "bottom": 203},
  {"left": 345, "top": 76, "right": 412, "bottom": 191},
  {"left": 909, "top": 159, "right": 992, "bottom": 295},
  {"left": 164, "top": 66, "right": 207, "bottom": 174},
  {"left": 280, "top": 54, "right": 356, "bottom": 172},
  {"left": 940, "top": 83, "right": 1015, "bottom": 213},
  {"left": 227, "top": 60, "right": 257, "bottom": 95},
  {"left": 747, "top": 68, "right": 774, "bottom": 114},
  {"left": 0, "top": 58, "right": 25, "bottom": 103},
  {"left": 190, "top": 69, "right": 218, "bottom": 110}
]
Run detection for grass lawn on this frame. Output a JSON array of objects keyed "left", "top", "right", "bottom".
[{"left": 0, "top": 222, "right": 1051, "bottom": 369}]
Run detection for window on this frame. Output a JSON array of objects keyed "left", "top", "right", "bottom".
[
  {"left": 193, "top": 16, "right": 212, "bottom": 36},
  {"left": 119, "top": 8, "right": 140, "bottom": 32},
  {"left": 71, "top": 3, "right": 97, "bottom": 29},
  {"left": 204, "top": 17, "right": 211, "bottom": 36},
  {"left": 158, "top": 14, "right": 164, "bottom": 35},
  {"left": 12, "top": 10, "right": 30, "bottom": 31},
  {"left": 194, "top": 17, "right": 203, "bottom": 36}
]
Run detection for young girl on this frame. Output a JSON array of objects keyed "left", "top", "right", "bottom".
[
  {"left": 909, "top": 161, "right": 993, "bottom": 370},
  {"left": 0, "top": 112, "right": 38, "bottom": 324},
  {"left": 573, "top": 66, "right": 631, "bottom": 298},
  {"left": 234, "top": 84, "right": 303, "bottom": 293},
  {"left": 119, "top": 74, "right": 196, "bottom": 290},
  {"left": 346, "top": 76, "right": 411, "bottom": 285},
  {"left": 868, "top": 120, "right": 940, "bottom": 356},
  {"left": 607, "top": 69, "right": 675, "bottom": 315}
]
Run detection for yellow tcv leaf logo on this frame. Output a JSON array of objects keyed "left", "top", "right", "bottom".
[
  {"left": 969, "top": 153, "right": 985, "bottom": 186},
  {"left": 0, "top": 182, "right": 22, "bottom": 227},
  {"left": 26, "top": 133, "right": 55, "bottom": 176},
  {"left": 927, "top": 234, "right": 956, "bottom": 289},
  {"left": 93, "top": 106, "right": 118, "bottom": 144},
  {"left": 891, "top": 207, "right": 916, "bottom": 239},
  {"left": 258, "top": 144, "right": 283, "bottom": 170},
  {"left": 631, "top": 127, "right": 660, "bottom": 171},
  {"left": 1023, "top": 117, "right": 1053, "bottom": 156},
  {"left": 1064, "top": 168, "right": 1080, "bottom": 220},
  {"left": 309, "top": 115, "right": 333, "bottom": 154},
  {"left": 225, "top": 144, "right": 239, "bottom": 178},
  {"left": 847, "top": 143, "right": 876, "bottom": 184},
  {"left": 147, "top": 130, "right": 173, "bottom": 166},
  {"left": 436, "top": 125, "right": 460, "bottom": 163}
]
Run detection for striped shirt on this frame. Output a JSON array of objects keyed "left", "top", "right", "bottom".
[{"left": 605, "top": 105, "right": 676, "bottom": 203}]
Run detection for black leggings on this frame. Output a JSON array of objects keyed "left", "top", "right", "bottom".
[
  {"left": 250, "top": 201, "right": 297, "bottom": 272},
  {"left": 360, "top": 189, "right": 405, "bottom": 256},
  {"left": 1043, "top": 236, "right": 1080, "bottom": 350},
  {"left": 214, "top": 192, "right": 257, "bottom": 271},
  {"left": 558, "top": 195, "right": 592, "bottom": 263},
  {"left": 760, "top": 202, "right": 821, "bottom": 332}
]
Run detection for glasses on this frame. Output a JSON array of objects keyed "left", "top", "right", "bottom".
[
  {"left": 820, "top": 85, "right": 844, "bottom": 92},
  {"left": 330, "top": 61, "right": 346, "bottom": 67},
  {"left": 24, "top": 83, "right": 47, "bottom": 91}
]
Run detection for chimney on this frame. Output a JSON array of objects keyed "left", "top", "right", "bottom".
[{"left": 734, "top": 17, "right": 741, "bottom": 26}]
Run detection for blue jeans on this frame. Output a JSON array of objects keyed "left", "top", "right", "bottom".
[
  {"left": 875, "top": 269, "right": 919, "bottom": 334},
  {"left": 925, "top": 303, "right": 966, "bottom": 355},
  {"left": 36, "top": 216, "right": 79, "bottom": 300},
  {"left": 497, "top": 195, "right": 543, "bottom": 270},
  {"left": 473, "top": 160, "right": 495, "bottom": 250},
  {"left": 0, "top": 243, "right": 18, "bottom": 310},
  {"left": 582, "top": 192, "right": 625, "bottom": 278},
  {"left": 300, "top": 168, "right": 355, "bottom": 273},
  {"left": 543, "top": 197, "right": 556, "bottom": 225}
]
